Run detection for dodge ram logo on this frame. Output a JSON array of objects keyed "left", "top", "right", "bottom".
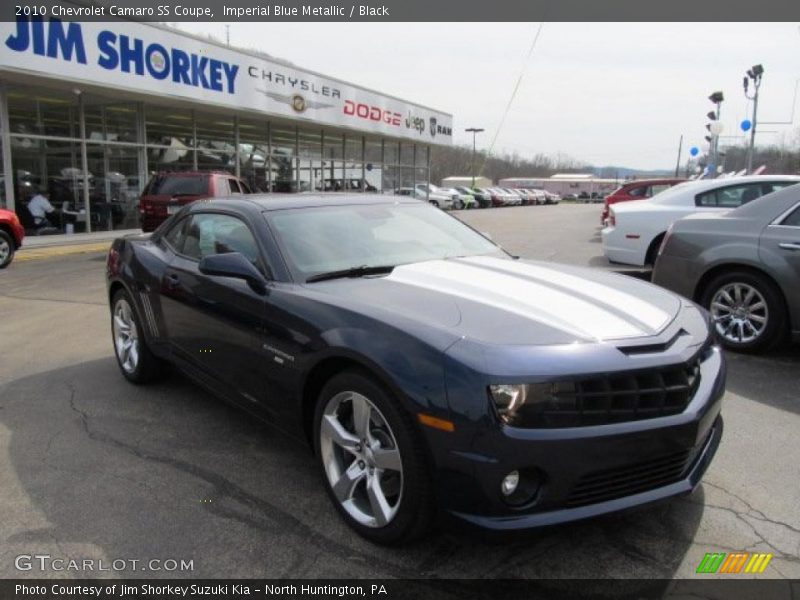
[{"left": 430, "top": 117, "right": 437, "bottom": 137}]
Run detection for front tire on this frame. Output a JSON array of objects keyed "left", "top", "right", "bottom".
[
  {"left": 0, "top": 230, "right": 15, "bottom": 269},
  {"left": 314, "top": 369, "right": 434, "bottom": 545},
  {"left": 700, "top": 270, "right": 786, "bottom": 353},
  {"left": 111, "top": 290, "right": 167, "bottom": 383}
]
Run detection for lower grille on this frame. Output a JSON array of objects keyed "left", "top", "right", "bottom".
[{"left": 566, "top": 448, "right": 693, "bottom": 507}]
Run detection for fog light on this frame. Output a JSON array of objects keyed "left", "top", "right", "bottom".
[{"left": 501, "top": 470, "right": 520, "bottom": 496}]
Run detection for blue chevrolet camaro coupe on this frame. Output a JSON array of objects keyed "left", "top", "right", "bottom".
[{"left": 106, "top": 194, "right": 725, "bottom": 544}]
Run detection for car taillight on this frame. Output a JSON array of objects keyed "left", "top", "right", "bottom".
[{"left": 609, "top": 214, "right": 616, "bottom": 227}]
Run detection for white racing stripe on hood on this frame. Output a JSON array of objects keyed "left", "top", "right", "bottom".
[
  {"left": 463, "top": 256, "right": 672, "bottom": 332},
  {"left": 387, "top": 258, "right": 671, "bottom": 341}
]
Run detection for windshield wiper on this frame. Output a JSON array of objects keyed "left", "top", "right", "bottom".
[{"left": 306, "top": 264, "right": 395, "bottom": 283}]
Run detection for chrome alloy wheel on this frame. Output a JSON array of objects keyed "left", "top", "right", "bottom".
[
  {"left": 710, "top": 282, "right": 768, "bottom": 345},
  {"left": 320, "top": 391, "right": 403, "bottom": 528},
  {"left": 0, "top": 237, "right": 10, "bottom": 265},
  {"left": 113, "top": 298, "right": 140, "bottom": 373}
]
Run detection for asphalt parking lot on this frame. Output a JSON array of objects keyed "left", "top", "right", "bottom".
[{"left": 1, "top": 204, "right": 798, "bottom": 581}]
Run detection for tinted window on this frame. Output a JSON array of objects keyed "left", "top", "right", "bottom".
[
  {"left": 649, "top": 184, "right": 672, "bottom": 196},
  {"left": 228, "top": 179, "right": 242, "bottom": 195},
  {"left": 163, "top": 216, "right": 188, "bottom": 251},
  {"left": 782, "top": 205, "right": 800, "bottom": 227},
  {"left": 696, "top": 183, "right": 764, "bottom": 208},
  {"left": 147, "top": 175, "right": 209, "bottom": 196},
  {"left": 627, "top": 186, "right": 647, "bottom": 197},
  {"left": 179, "top": 213, "right": 261, "bottom": 266}
]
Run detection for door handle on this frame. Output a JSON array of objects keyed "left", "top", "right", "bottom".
[
  {"left": 778, "top": 242, "right": 800, "bottom": 251},
  {"left": 165, "top": 273, "right": 180, "bottom": 289}
]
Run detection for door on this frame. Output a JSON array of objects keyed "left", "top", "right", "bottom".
[
  {"left": 158, "top": 211, "right": 270, "bottom": 409},
  {"left": 759, "top": 202, "right": 800, "bottom": 333}
]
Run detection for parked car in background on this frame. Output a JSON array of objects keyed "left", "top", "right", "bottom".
[
  {"left": 602, "top": 175, "right": 800, "bottom": 266},
  {"left": 563, "top": 193, "right": 579, "bottom": 202},
  {"left": 602, "top": 178, "right": 686, "bottom": 224},
  {"left": 499, "top": 188, "right": 523, "bottom": 206},
  {"left": 478, "top": 188, "right": 505, "bottom": 207},
  {"left": 544, "top": 191, "right": 561, "bottom": 205},
  {"left": 653, "top": 185, "right": 800, "bottom": 353},
  {"left": 139, "top": 171, "right": 252, "bottom": 232},
  {"left": 455, "top": 186, "right": 492, "bottom": 208},
  {"left": 106, "top": 194, "right": 724, "bottom": 544},
  {"left": 438, "top": 187, "right": 477, "bottom": 209},
  {"left": 395, "top": 187, "right": 455, "bottom": 210},
  {"left": 512, "top": 189, "right": 536, "bottom": 205},
  {"left": 0, "top": 207, "right": 24, "bottom": 268}
]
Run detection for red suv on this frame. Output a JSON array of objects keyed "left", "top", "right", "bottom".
[
  {"left": 0, "top": 208, "right": 25, "bottom": 268},
  {"left": 139, "top": 171, "right": 252, "bottom": 232},
  {"left": 601, "top": 178, "right": 685, "bottom": 224}
]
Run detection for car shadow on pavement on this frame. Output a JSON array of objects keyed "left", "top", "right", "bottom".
[{"left": 1, "top": 358, "right": 706, "bottom": 582}]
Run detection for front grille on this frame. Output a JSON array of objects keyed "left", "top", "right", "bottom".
[
  {"left": 510, "top": 357, "right": 702, "bottom": 428},
  {"left": 566, "top": 448, "right": 693, "bottom": 507}
]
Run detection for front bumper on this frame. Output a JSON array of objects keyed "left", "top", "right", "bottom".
[{"left": 436, "top": 346, "right": 725, "bottom": 532}]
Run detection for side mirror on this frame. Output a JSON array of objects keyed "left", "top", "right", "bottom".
[{"left": 199, "top": 252, "right": 268, "bottom": 294}]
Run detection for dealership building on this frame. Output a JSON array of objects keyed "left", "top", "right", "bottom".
[{"left": 0, "top": 17, "right": 453, "bottom": 233}]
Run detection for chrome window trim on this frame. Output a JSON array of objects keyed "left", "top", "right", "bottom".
[{"left": 768, "top": 200, "right": 800, "bottom": 228}]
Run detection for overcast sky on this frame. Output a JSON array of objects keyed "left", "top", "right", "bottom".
[{"left": 179, "top": 22, "right": 800, "bottom": 170}]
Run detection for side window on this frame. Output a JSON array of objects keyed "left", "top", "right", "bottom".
[
  {"left": 627, "top": 186, "right": 647, "bottom": 197},
  {"left": 240, "top": 180, "right": 252, "bottom": 194},
  {"left": 215, "top": 177, "right": 231, "bottom": 197},
  {"left": 696, "top": 184, "right": 763, "bottom": 208},
  {"left": 649, "top": 184, "right": 671, "bottom": 197},
  {"left": 228, "top": 179, "right": 242, "bottom": 195},
  {"left": 180, "top": 213, "right": 262, "bottom": 267},
  {"left": 781, "top": 205, "right": 800, "bottom": 227},
  {"left": 163, "top": 217, "right": 188, "bottom": 252},
  {"left": 763, "top": 182, "right": 798, "bottom": 195}
]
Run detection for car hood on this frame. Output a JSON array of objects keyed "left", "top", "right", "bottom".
[{"left": 310, "top": 256, "right": 681, "bottom": 345}]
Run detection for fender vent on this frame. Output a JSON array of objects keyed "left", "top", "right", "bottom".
[{"left": 138, "top": 292, "right": 160, "bottom": 338}]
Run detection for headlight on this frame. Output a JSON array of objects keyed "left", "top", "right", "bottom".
[{"left": 489, "top": 383, "right": 553, "bottom": 424}]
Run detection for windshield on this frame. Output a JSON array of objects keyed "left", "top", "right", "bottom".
[{"left": 265, "top": 202, "right": 506, "bottom": 281}]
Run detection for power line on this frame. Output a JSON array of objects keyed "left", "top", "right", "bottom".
[{"left": 478, "top": 22, "right": 546, "bottom": 177}]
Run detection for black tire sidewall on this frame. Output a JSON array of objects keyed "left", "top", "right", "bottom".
[
  {"left": 701, "top": 270, "right": 786, "bottom": 352},
  {"left": 0, "top": 231, "right": 14, "bottom": 269},
  {"left": 313, "top": 369, "right": 433, "bottom": 545}
]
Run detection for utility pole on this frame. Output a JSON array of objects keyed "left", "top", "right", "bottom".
[
  {"left": 465, "top": 127, "right": 484, "bottom": 187},
  {"left": 674, "top": 134, "right": 683, "bottom": 177},
  {"left": 743, "top": 64, "right": 764, "bottom": 174}
]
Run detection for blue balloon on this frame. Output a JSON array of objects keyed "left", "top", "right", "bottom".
[
  {"left": 689, "top": 146, "right": 699, "bottom": 157},
  {"left": 741, "top": 119, "right": 752, "bottom": 132}
]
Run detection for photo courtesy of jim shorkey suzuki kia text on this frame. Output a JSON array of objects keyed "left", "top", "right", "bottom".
[{"left": 15, "top": 584, "right": 388, "bottom": 596}]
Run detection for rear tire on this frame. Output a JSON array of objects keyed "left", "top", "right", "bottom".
[
  {"left": 0, "top": 230, "right": 15, "bottom": 269},
  {"left": 314, "top": 369, "right": 435, "bottom": 545},
  {"left": 111, "top": 289, "right": 168, "bottom": 384},
  {"left": 699, "top": 270, "right": 786, "bottom": 353}
]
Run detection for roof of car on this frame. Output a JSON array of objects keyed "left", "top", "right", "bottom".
[{"left": 195, "top": 193, "right": 424, "bottom": 212}]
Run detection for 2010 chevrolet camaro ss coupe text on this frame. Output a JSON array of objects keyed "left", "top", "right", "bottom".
[{"left": 106, "top": 195, "right": 725, "bottom": 544}]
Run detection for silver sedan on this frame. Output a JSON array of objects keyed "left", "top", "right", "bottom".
[{"left": 653, "top": 184, "right": 800, "bottom": 353}]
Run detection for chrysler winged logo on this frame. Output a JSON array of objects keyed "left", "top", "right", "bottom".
[
  {"left": 258, "top": 90, "right": 334, "bottom": 113},
  {"left": 430, "top": 117, "right": 437, "bottom": 137}
]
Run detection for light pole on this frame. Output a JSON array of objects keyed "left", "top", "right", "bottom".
[
  {"left": 465, "top": 127, "right": 484, "bottom": 188},
  {"left": 706, "top": 91, "right": 724, "bottom": 177},
  {"left": 743, "top": 64, "right": 764, "bottom": 174}
]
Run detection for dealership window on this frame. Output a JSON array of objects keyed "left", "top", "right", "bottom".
[
  {"left": 322, "top": 131, "right": 343, "bottom": 191},
  {"left": 364, "top": 137, "right": 383, "bottom": 192},
  {"left": 238, "top": 117, "right": 270, "bottom": 193},
  {"left": 271, "top": 125, "right": 297, "bottom": 193},
  {"left": 298, "top": 127, "right": 323, "bottom": 193}
]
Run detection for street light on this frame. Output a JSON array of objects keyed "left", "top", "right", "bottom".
[
  {"left": 707, "top": 91, "right": 724, "bottom": 176},
  {"left": 743, "top": 64, "right": 764, "bottom": 174},
  {"left": 465, "top": 127, "right": 484, "bottom": 188}
]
